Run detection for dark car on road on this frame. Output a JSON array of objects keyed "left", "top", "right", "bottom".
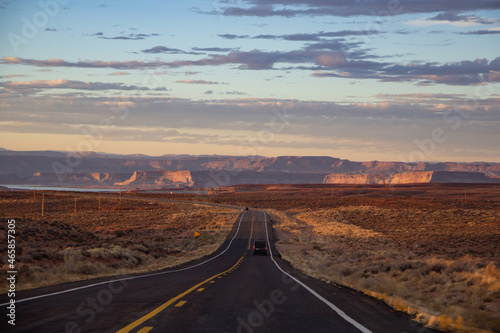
[{"left": 253, "top": 239, "right": 268, "bottom": 255}]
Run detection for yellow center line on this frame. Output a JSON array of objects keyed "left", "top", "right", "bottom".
[
  {"left": 115, "top": 255, "right": 245, "bottom": 333},
  {"left": 137, "top": 327, "right": 153, "bottom": 333},
  {"left": 247, "top": 214, "right": 254, "bottom": 250},
  {"left": 175, "top": 300, "right": 187, "bottom": 307}
]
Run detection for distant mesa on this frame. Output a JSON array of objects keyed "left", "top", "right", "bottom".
[
  {"left": 0, "top": 151, "right": 499, "bottom": 188},
  {"left": 323, "top": 171, "right": 497, "bottom": 185},
  {"left": 115, "top": 170, "right": 194, "bottom": 187}
]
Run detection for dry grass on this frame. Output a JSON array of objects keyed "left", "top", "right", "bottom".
[
  {"left": 0, "top": 191, "right": 240, "bottom": 292},
  {"left": 271, "top": 208, "right": 500, "bottom": 333}
]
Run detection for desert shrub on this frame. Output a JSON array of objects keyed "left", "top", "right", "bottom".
[
  {"left": 17, "top": 264, "right": 45, "bottom": 286},
  {"left": 447, "top": 259, "right": 475, "bottom": 273},
  {"left": 61, "top": 247, "right": 84, "bottom": 261},
  {"left": 430, "top": 263, "right": 445, "bottom": 274},
  {"left": 328, "top": 247, "right": 343, "bottom": 256},
  {"left": 397, "top": 260, "right": 426, "bottom": 273},
  {"left": 18, "top": 253, "right": 33, "bottom": 263},
  {"left": 67, "top": 261, "right": 105, "bottom": 276},
  {"left": 18, "top": 264, "right": 34, "bottom": 280},
  {"left": 340, "top": 265, "right": 356, "bottom": 277},
  {"left": 109, "top": 247, "right": 126, "bottom": 260},
  {"left": 363, "top": 262, "right": 383, "bottom": 275},
  {"left": 134, "top": 244, "right": 149, "bottom": 254},
  {"left": 423, "top": 271, "right": 446, "bottom": 286},
  {"left": 485, "top": 262, "right": 499, "bottom": 278},
  {"left": 179, "top": 239, "right": 199, "bottom": 252},
  {"left": 88, "top": 248, "right": 109, "bottom": 260}
]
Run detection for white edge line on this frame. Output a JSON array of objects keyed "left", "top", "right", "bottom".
[
  {"left": 262, "top": 211, "right": 373, "bottom": 333},
  {"left": 0, "top": 211, "right": 248, "bottom": 306}
]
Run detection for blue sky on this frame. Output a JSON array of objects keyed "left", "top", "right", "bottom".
[{"left": 0, "top": 0, "right": 499, "bottom": 162}]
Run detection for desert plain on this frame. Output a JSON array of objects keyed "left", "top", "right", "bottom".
[{"left": 1, "top": 183, "right": 499, "bottom": 332}]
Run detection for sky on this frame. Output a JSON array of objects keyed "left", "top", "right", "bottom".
[{"left": 0, "top": 0, "right": 499, "bottom": 162}]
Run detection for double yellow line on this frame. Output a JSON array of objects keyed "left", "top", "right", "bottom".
[{"left": 116, "top": 213, "right": 255, "bottom": 333}]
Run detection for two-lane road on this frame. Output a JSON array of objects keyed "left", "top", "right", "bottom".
[{"left": 1, "top": 210, "right": 438, "bottom": 332}]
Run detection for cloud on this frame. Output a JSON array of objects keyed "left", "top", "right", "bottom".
[
  {"left": 210, "top": 0, "right": 500, "bottom": 17},
  {"left": 192, "top": 47, "right": 234, "bottom": 52},
  {"left": 459, "top": 28, "right": 500, "bottom": 35},
  {"left": 1, "top": 50, "right": 339, "bottom": 70},
  {"left": 45, "top": 28, "right": 57, "bottom": 32},
  {"left": 0, "top": 79, "right": 167, "bottom": 93},
  {"left": 3, "top": 54, "right": 499, "bottom": 86},
  {"left": 302, "top": 40, "right": 356, "bottom": 51},
  {"left": 374, "top": 92, "right": 468, "bottom": 105},
  {"left": 217, "top": 32, "right": 373, "bottom": 59},
  {"left": 141, "top": 46, "right": 203, "bottom": 55},
  {"left": 219, "top": 30, "right": 379, "bottom": 41},
  {"left": 204, "top": 90, "right": 214, "bottom": 94},
  {"left": 429, "top": 12, "right": 495, "bottom": 24},
  {"left": 312, "top": 58, "right": 500, "bottom": 85},
  {"left": 314, "top": 53, "right": 346, "bottom": 67},
  {"left": 176, "top": 79, "right": 220, "bottom": 85},
  {"left": 110, "top": 71, "right": 130, "bottom": 76},
  {"left": 0, "top": 74, "right": 28, "bottom": 79},
  {"left": 0, "top": 56, "right": 171, "bottom": 69},
  {"left": 218, "top": 34, "right": 249, "bottom": 40},
  {"left": 408, "top": 12, "right": 500, "bottom": 26},
  {"left": 89, "top": 32, "right": 160, "bottom": 40},
  {"left": 142, "top": 46, "right": 181, "bottom": 53}
]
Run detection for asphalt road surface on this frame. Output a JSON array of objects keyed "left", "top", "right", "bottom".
[{"left": 1, "top": 210, "right": 440, "bottom": 333}]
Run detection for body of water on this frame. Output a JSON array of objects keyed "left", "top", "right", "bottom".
[
  {"left": 1, "top": 185, "right": 209, "bottom": 194},
  {"left": 2, "top": 185, "right": 120, "bottom": 192}
]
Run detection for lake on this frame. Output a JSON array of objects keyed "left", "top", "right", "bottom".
[{"left": 2, "top": 185, "right": 120, "bottom": 192}]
